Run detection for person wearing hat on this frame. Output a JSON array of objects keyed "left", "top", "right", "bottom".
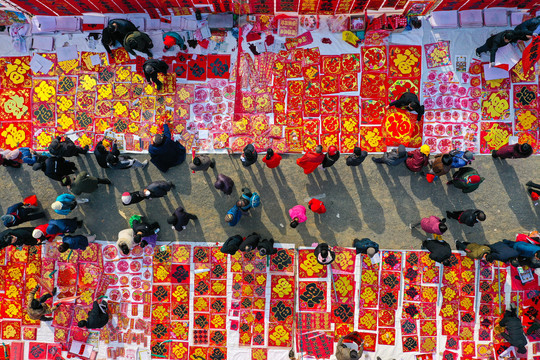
[
  {"left": 428, "top": 153, "right": 453, "bottom": 177},
  {"left": 32, "top": 224, "right": 61, "bottom": 243},
  {"left": 297, "top": 145, "right": 324, "bottom": 174},
  {"left": 314, "top": 243, "right": 335, "bottom": 265},
  {"left": 221, "top": 235, "right": 243, "bottom": 255},
  {"left": 353, "top": 238, "right": 379, "bottom": 256},
  {"left": 241, "top": 144, "right": 258, "bottom": 167},
  {"left": 123, "top": 30, "right": 153, "bottom": 58},
  {"left": 62, "top": 171, "right": 111, "bottom": 195},
  {"left": 0, "top": 227, "right": 37, "bottom": 249},
  {"left": 48, "top": 136, "right": 88, "bottom": 157},
  {"left": 168, "top": 206, "right": 198, "bottom": 232},
  {"left": 257, "top": 238, "right": 277, "bottom": 256},
  {"left": 106, "top": 140, "right": 148, "bottom": 169},
  {"left": 163, "top": 31, "right": 187, "bottom": 51},
  {"left": 51, "top": 193, "right": 81, "bottom": 216},
  {"left": 346, "top": 146, "right": 368, "bottom": 167},
  {"left": 372, "top": 144, "right": 407, "bottom": 166},
  {"left": 143, "top": 59, "right": 169, "bottom": 91},
  {"left": 102, "top": 19, "right": 138, "bottom": 56},
  {"left": 405, "top": 145, "right": 430, "bottom": 173},
  {"left": 289, "top": 205, "right": 307, "bottom": 229},
  {"left": 499, "top": 303, "right": 528, "bottom": 354},
  {"left": 240, "top": 233, "right": 261, "bottom": 252},
  {"left": 388, "top": 91, "right": 425, "bottom": 121},
  {"left": 449, "top": 149, "right": 474, "bottom": 168},
  {"left": 131, "top": 216, "right": 159, "bottom": 246},
  {"left": 2, "top": 201, "right": 45, "bottom": 227},
  {"left": 422, "top": 238, "right": 453, "bottom": 266},
  {"left": 321, "top": 146, "right": 340, "bottom": 169},
  {"left": 148, "top": 123, "right": 186, "bottom": 172},
  {"left": 33, "top": 156, "right": 77, "bottom": 182},
  {"left": 335, "top": 331, "right": 364, "bottom": 360},
  {"left": 93, "top": 140, "right": 112, "bottom": 168},
  {"left": 447, "top": 167, "right": 484, "bottom": 193},
  {"left": 145, "top": 180, "right": 175, "bottom": 198},
  {"left": 308, "top": 198, "right": 326, "bottom": 214},
  {"left": 492, "top": 142, "right": 533, "bottom": 159},
  {"left": 455, "top": 240, "right": 491, "bottom": 260},
  {"left": 516, "top": 231, "right": 540, "bottom": 245},
  {"left": 410, "top": 216, "right": 447, "bottom": 237},
  {"left": 26, "top": 285, "right": 58, "bottom": 321},
  {"left": 78, "top": 300, "right": 109, "bottom": 329},
  {"left": 502, "top": 239, "right": 540, "bottom": 259},
  {"left": 58, "top": 234, "right": 95, "bottom": 253},
  {"left": 486, "top": 241, "right": 520, "bottom": 263},
  {"left": 121, "top": 191, "right": 146, "bottom": 206},
  {"left": 214, "top": 174, "right": 234, "bottom": 195},
  {"left": 189, "top": 154, "right": 215, "bottom": 172},
  {"left": 446, "top": 209, "right": 486, "bottom": 227},
  {"left": 262, "top": 148, "right": 282, "bottom": 169},
  {"left": 236, "top": 187, "right": 260, "bottom": 213},
  {"left": 225, "top": 205, "right": 242, "bottom": 227},
  {"left": 117, "top": 228, "right": 136, "bottom": 255}
]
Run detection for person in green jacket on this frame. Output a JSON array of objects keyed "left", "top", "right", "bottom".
[
  {"left": 455, "top": 240, "right": 491, "bottom": 260},
  {"left": 447, "top": 167, "right": 484, "bottom": 193},
  {"left": 61, "top": 172, "right": 111, "bottom": 195},
  {"left": 123, "top": 31, "right": 153, "bottom": 58}
]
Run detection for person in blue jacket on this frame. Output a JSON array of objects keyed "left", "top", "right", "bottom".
[
  {"left": 225, "top": 205, "right": 242, "bottom": 226},
  {"left": 148, "top": 124, "right": 186, "bottom": 172},
  {"left": 163, "top": 31, "right": 187, "bottom": 51},
  {"left": 449, "top": 150, "right": 474, "bottom": 169},
  {"left": 353, "top": 238, "right": 380, "bottom": 256},
  {"left": 46, "top": 218, "right": 83, "bottom": 235},
  {"left": 236, "top": 187, "right": 260, "bottom": 213},
  {"left": 503, "top": 239, "right": 540, "bottom": 258},
  {"left": 51, "top": 194, "right": 78, "bottom": 215},
  {"left": 1, "top": 202, "right": 45, "bottom": 227},
  {"left": 58, "top": 234, "right": 95, "bottom": 253}
]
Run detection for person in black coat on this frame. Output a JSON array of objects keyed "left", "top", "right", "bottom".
[
  {"left": 372, "top": 145, "right": 407, "bottom": 166},
  {"left": 446, "top": 209, "right": 486, "bottom": 227},
  {"left": 102, "top": 19, "right": 138, "bottom": 56},
  {"left": 93, "top": 140, "right": 111, "bottom": 168},
  {"left": 143, "top": 59, "right": 169, "bottom": 91},
  {"left": 241, "top": 144, "right": 257, "bottom": 167},
  {"left": 78, "top": 300, "right": 109, "bottom": 329},
  {"left": 257, "top": 238, "right": 277, "bottom": 256},
  {"left": 422, "top": 239, "right": 453, "bottom": 266},
  {"left": 144, "top": 181, "right": 174, "bottom": 198},
  {"left": 322, "top": 146, "right": 340, "bottom": 168},
  {"left": 32, "top": 156, "right": 76, "bottom": 182},
  {"left": 346, "top": 147, "right": 367, "bottom": 167},
  {"left": 486, "top": 241, "right": 520, "bottom": 263},
  {"left": 214, "top": 174, "right": 234, "bottom": 195},
  {"left": 148, "top": 124, "right": 186, "bottom": 172},
  {"left": 240, "top": 233, "right": 261, "bottom": 252},
  {"left": 2, "top": 202, "right": 45, "bottom": 227},
  {"left": 131, "top": 218, "right": 159, "bottom": 246},
  {"left": 167, "top": 206, "right": 198, "bottom": 232},
  {"left": 121, "top": 191, "right": 146, "bottom": 206},
  {"left": 499, "top": 304, "right": 528, "bottom": 354},
  {"left": 389, "top": 91, "right": 424, "bottom": 121},
  {"left": 0, "top": 227, "right": 38, "bottom": 249},
  {"left": 515, "top": 16, "right": 540, "bottom": 36},
  {"left": 221, "top": 235, "right": 243, "bottom": 255},
  {"left": 314, "top": 243, "right": 335, "bottom": 265},
  {"left": 476, "top": 30, "right": 531, "bottom": 65},
  {"left": 48, "top": 136, "right": 88, "bottom": 157}
]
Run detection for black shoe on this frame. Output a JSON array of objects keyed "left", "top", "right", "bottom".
[
  {"left": 101, "top": 178, "right": 112, "bottom": 184},
  {"left": 77, "top": 220, "right": 83, "bottom": 228},
  {"left": 52, "top": 287, "right": 57, "bottom": 296},
  {"left": 491, "top": 150, "right": 498, "bottom": 158},
  {"left": 191, "top": 215, "right": 198, "bottom": 220},
  {"left": 169, "top": 182, "right": 175, "bottom": 188},
  {"left": 210, "top": 159, "right": 216, "bottom": 169},
  {"left": 446, "top": 211, "right": 451, "bottom": 217},
  {"left": 526, "top": 181, "right": 535, "bottom": 187}
]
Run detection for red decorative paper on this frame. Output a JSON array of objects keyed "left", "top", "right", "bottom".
[
  {"left": 480, "top": 121, "right": 512, "bottom": 154},
  {"left": 1, "top": 320, "right": 21, "bottom": 340},
  {"left": 340, "top": 73, "right": 358, "bottom": 92},
  {"left": 341, "top": 116, "right": 359, "bottom": 134},
  {"left": 341, "top": 54, "right": 361, "bottom": 73},
  {"left": 378, "top": 327, "right": 396, "bottom": 345},
  {"left": 298, "top": 249, "right": 327, "bottom": 278},
  {"left": 321, "top": 56, "right": 342, "bottom": 75},
  {"left": 384, "top": 108, "right": 422, "bottom": 147},
  {"left": 389, "top": 46, "right": 422, "bottom": 78},
  {"left": 187, "top": 60, "right": 207, "bottom": 82},
  {"left": 298, "top": 281, "right": 326, "bottom": 311},
  {"left": 357, "top": 309, "right": 378, "bottom": 330},
  {"left": 481, "top": 90, "right": 510, "bottom": 121},
  {"left": 321, "top": 115, "right": 340, "bottom": 133},
  {"left": 321, "top": 96, "right": 339, "bottom": 115},
  {"left": 321, "top": 75, "right": 339, "bottom": 94},
  {"left": 304, "top": 98, "right": 320, "bottom": 117},
  {"left": 360, "top": 73, "right": 387, "bottom": 98},
  {"left": 387, "top": 78, "right": 420, "bottom": 100},
  {"left": 0, "top": 122, "right": 32, "bottom": 150},
  {"left": 360, "top": 126, "right": 386, "bottom": 152},
  {"left": 1, "top": 57, "right": 32, "bottom": 88},
  {"left": 207, "top": 55, "right": 231, "bottom": 79},
  {"left": 362, "top": 46, "right": 387, "bottom": 72},
  {"left": 341, "top": 134, "right": 359, "bottom": 153},
  {"left": 320, "top": 133, "right": 339, "bottom": 151},
  {"left": 514, "top": 84, "right": 538, "bottom": 109},
  {"left": 271, "top": 275, "right": 295, "bottom": 300}
]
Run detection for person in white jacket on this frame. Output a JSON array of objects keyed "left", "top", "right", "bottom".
[{"left": 117, "top": 228, "right": 135, "bottom": 255}]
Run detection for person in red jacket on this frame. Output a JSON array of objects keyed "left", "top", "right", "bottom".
[
  {"left": 262, "top": 148, "right": 282, "bottom": 169},
  {"left": 308, "top": 198, "right": 326, "bottom": 214},
  {"left": 32, "top": 224, "right": 61, "bottom": 243},
  {"left": 410, "top": 215, "right": 447, "bottom": 237},
  {"left": 296, "top": 145, "right": 324, "bottom": 174},
  {"left": 405, "top": 145, "right": 430, "bottom": 173},
  {"left": 492, "top": 143, "right": 533, "bottom": 159}
]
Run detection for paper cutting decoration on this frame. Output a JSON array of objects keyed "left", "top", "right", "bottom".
[
  {"left": 360, "top": 73, "right": 387, "bottom": 98},
  {"left": 0, "top": 122, "right": 31, "bottom": 150},
  {"left": 207, "top": 55, "right": 230, "bottom": 79},
  {"left": 298, "top": 282, "right": 326, "bottom": 311},
  {"left": 362, "top": 46, "right": 387, "bottom": 72},
  {"left": 480, "top": 122, "right": 512, "bottom": 154},
  {"left": 389, "top": 46, "right": 422, "bottom": 78},
  {"left": 384, "top": 108, "right": 422, "bottom": 147},
  {"left": 187, "top": 60, "right": 207, "bottom": 81},
  {"left": 514, "top": 85, "right": 538, "bottom": 109},
  {"left": 424, "top": 41, "right": 451, "bottom": 69},
  {"left": 482, "top": 90, "right": 510, "bottom": 121}
]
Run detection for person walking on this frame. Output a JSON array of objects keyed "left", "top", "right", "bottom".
[
  {"left": 240, "top": 233, "right": 261, "bottom": 252},
  {"left": 130, "top": 215, "right": 159, "bottom": 245},
  {"left": 123, "top": 30, "right": 153, "bottom": 57},
  {"left": 492, "top": 143, "right": 533, "bottom": 159},
  {"left": 308, "top": 198, "right": 326, "bottom": 214},
  {"left": 117, "top": 228, "right": 136, "bottom": 255},
  {"left": 62, "top": 172, "right": 111, "bottom": 195},
  {"left": 446, "top": 209, "right": 486, "bottom": 227},
  {"left": 106, "top": 141, "right": 148, "bottom": 169},
  {"left": 410, "top": 216, "right": 447, "bottom": 237},
  {"left": 388, "top": 91, "right": 424, "bottom": 121},
  {"left": 455, "top": 241, "right": 491, "bottom": 260},
  {"left": 236, "top": 188, "right": 261, "bottom": 213},
  {"left": 78, "top": 300, "right": 109, "bottom": 329},
  {"left": 48, "top": 136, "right": 88, "bottom": 157},
  {"left": 372, "top": 145, "right": 407, "bottom": 166},
  {"left": 422, "top": 239, "right": 453, "bottom": 266},
  {"left": 167, "top": 207, "right": 198, "bottom": 232},
  {"left": 27, "top": 285, "right": 58, "bottom": 321},
  {"left": 447, "top": 167, "right": 484, "bottom": 193},
  {"left": 449, "top": 149, "right": 474, "bottom": 168},
  {"left": 189, "top": 154, "right": 215, "bottom": 172},
  {"left": 321, "top": 146, "right": 340, "bottom": 169},
  {"left": 346, "top": 146, "right": 367, "bottom": 166},
  {"left": 486, "top": 241, "right": 520, "bottom": 263},
  {"left": 214, "top": 174, "right": 234, "bottom": 195},
  {"left": 476, "top": 30, "right": 531, "bottom": 66},
  {"left": 33, "top": 156, "right": 76, "bottom": 182},
  {"left": 51, "top": 193, "right": 85, "bottom": 216},
  {"left": 120, "top": 191, "right": 146, "bottom": 206},
  {"left": 0, "top": 227, "right": 38, "bottom": 249},
  {"left": 144, "top": 181, "right": 175, "bottom": 199},
  {"left": 241, "top": 144, "right": 258, "bottom": 167},
  {"left": 221, "top": 235, "right": 243, "bottom": 255},
  {"left": 428, "top": 153, "right": 453, "bottom": 177},
  {"left": 57, "top": 234, "right": 96, "bottom": 253},
  {"left": 405, "top": 145, "right": 430, "bottom": 173},
  {"left": 353, "top": 238, "right": 379, "bottom": 256},
  {"left": 314, "top": 243, "right": 335, "bottom": 265},
  {"left": 257, "top": 238, "right": 277, "bottom": 256},
  {"left": 289, "top": 205, "right": 307, "bottom": 229},
  {"left": 262, "top": 148, "right": 282, "bottom": 169},
  {"left": 2, "top": 201, "right": 45, "bottom": 227},
  {"left": 148, "top": 123, "right": 186, "bottom": 172},
  {"left": 225, "top": 205, "right": 242, "bottom": 227},
  {"left": 499, "top": 304, "right": 528, "bottom": 354},
  {"left": 296, "top": 145, "right": 324, "bottom": 174}
]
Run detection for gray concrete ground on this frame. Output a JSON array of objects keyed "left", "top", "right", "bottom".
[{"left": 1, "top": 153, "right": 538, "bottom": 249}]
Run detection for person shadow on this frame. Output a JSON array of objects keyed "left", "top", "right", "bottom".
[{"left": 350, "top": 166, "right": 385, "bottom": 234}]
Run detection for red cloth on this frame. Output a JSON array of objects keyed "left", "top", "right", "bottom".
[
  {"left": 297, "top": 151, "right": 324, "bottom": 174},
  {"left": 421, "top": 216, "right": 443, "bottom": 235},
  {"left": 23, "top": 195, "right": 38, "bottom": 207},
  {"left": 405, "top": 150, "right": 429, "bottom": 172},
  {"left": 516, "top": 233, "right": 540, "bottom": 245},
  {"left": 532, "top": 191, "right": 540, "bottom": 201},
  {"left": 34, "top": 224, "right": 60, "bottom": 242},
  {"left": 262, "top": 153, "right": 282, "bottom": 169},
  {"left": 495, "top": 144, "right": 524, "bottom": 159},
  {"left": 342, "top": 331, "right": 363, "bottom": 346},
  {"left": 308, "top": 199, "right": 326, "bottom": 214}
]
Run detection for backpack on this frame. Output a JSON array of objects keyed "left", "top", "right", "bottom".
[{"left": 250, "top": 192, "right": 261, "bottom": 208}]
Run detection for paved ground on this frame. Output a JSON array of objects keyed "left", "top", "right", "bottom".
[{"left": 1, "top": 152, "right": 538, "bottom": 249}]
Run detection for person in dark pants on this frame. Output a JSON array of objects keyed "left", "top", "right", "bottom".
[
  {"left": 353, "top": 238, "right": 379, "bottom": 256},
  {"left": 143, "top": 59, "right": 169, "bottom": 91},
  {"left": 123, "top": 31, "right": 153, "bottom": 57},
  {"left": 455, "top": 241, "right": 490, "bottom": 260},
  {"left": 322, "top": 146, "right": 340, "bottom": 169},
  {"left": 372, "top": 145, "right": 407, "bottom": 166},
  {"left": 189, "top": 155, "right": 215, "bottom": 172},
  {"left": 106, "top": 140, "right": 147, "bottom": 169},
  {"left": 0, "top": 227, "right": 37, "bottom": 249},
  {"left": 121, "top": 191, "right": 146, "bottom": 206},
  {"left": 262, "top": 148, "right": 282, "bottom": 169},
  {"left": 168, "top": 207, "right": 198, "bottom": 232},
  {"left": 1, "top": 202, "right": 45, "bottom": 227},
  {"left": 405, "top": 145, "right": 430, "bottom": 173},
  {"left": 241, "top": 144, "right": 257, "bottom": 167},
  {"left": 148, "top": 124, "right": 186, "bottom": 172},
  {"left": 314, "top": 243, "right": 335, "bottom": 265},
  {"left": 492, "top": 143, "right": 533, "bottom": 159},
  {"left": 131, "top": 217, "right": 159, "bottom": 246},
  {"left": 422, "top": 239, "right": 453, "bottom": 266},
  {"left": 62, "top": 172, "right": 111, "bottom": 195},
  {"left": 33, "top": 156, "right": 76, "bottom": 182},
  {"left": 93, "top": 140, "right": 112, "bottom": 168},
  {"left": 447, "top": 167, "right": 484, "bottom": 193},
  {"left": 388, "top": 91, "right": 424, "bottom": 121},
  {"left": 27, "top": 285, "right": 58, "bottom": 321},
  {"left": 499, "top": 304, "right": 528, "bottom": 354},
  {"left": 515, "top": 16, "right": 540, "bottom": 36},
  {"left": 221, "top": 235, "right": 243, "bottom": 255},
  {"left": 58, "top": 234, "right": 95, "bottom": 253},
  {"left": 143, "top": 181, "right": 175, "bottom": 199},
  {"left": 163, "top": 31, "right": 187, "bottom": 51},
  {"left": 214, "top": 174, "right": 234, "bottom": 195},
  {"left": 240, "top": 233, "right": 261, "bottom": 252},
  {"left": 46, "top": 218, "right": 83, "bottom": 235},
  {"left": 78, "top": 300, "right": 109, "bottom": 329},
  {"left": 48, "top": 136, "right": 88, "bottom": 157},
  {"left": 102, "top": 19, "right": 138, "bottom": 56},
  {"left": 225, "top": 205, "right": 242, "bottom": 227},
  {"left": 410, "top": 216, "right": 447, "bottom": 237},
  {"left": 257, "top": 238, "right": 277, "bottom": 256},
  {"left": 446, "top": 209, "right": 486, "bottom": 227},
  {"left": 486, "top": 241, "right": 520, "bottom": 263},
  {"left": 476, "top": 30, "right": 531, "bottom": 65},
  {"left": 346, "top": 146, "right": 367, "bottom": 166}
]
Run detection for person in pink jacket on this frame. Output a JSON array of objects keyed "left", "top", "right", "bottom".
[
  {"left": 409, "top": 216, "right": 447, "bottom": 237},
  {"left": 289, "top": 205, "right": 307, "bottom": 228}
]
